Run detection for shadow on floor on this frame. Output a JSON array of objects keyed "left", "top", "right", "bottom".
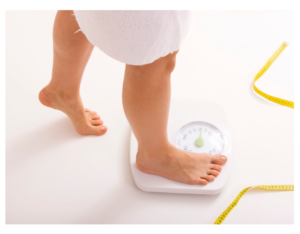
[{"left": 6, "top": 117, "right": 83, "bottom": 172}]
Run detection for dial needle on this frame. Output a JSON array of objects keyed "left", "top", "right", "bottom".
[{"left": 195, "top": 128, "right": 204, "bottom": 147}]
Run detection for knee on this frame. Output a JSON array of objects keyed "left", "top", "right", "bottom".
[
  {"left": 163, "top": 51, "right": 177, "bottom": 74},
  {"left": 53, "top": 11, "right": 93, "bottom": 60},
  {"left": 126, "top": 50, "right": 178, "bottom": 79}
]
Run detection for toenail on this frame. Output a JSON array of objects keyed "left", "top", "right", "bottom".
[
  {"left": 100, "top": 126, "right": 106, "bottom": 130},
  {"left": 221, "top": 156, "right": 226, "bottom": 161}
]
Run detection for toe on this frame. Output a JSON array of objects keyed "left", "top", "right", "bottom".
[
  {"left": 87, "top": 126, "right": 107, "bottom": 136},
  {"left": 92, "top": 111, "right": 97, "bottom": 115},
  {"left": 92, "top": 115, "right": 101, "bottom": 120},
  {"left": 202, "top": 175, "right": 215, "bottom": 182},
  {"left": 199, "top": 179, "right": 208, "bottom": 185},
  {"left": 208, "top": 170, "right": 219, "bottom": 177},
  {"left": 96, "top": 126, "right": 107, "bottom": 135},
  {"left": 85, "top": 108, "right": 91, "bottom": 112},
  {"left": 211, "top": 154, "right": 227, "bottom": 165},
  {"left": 210, "top": 164, "right": 222, "bottom": 172},
  {"left": 198, "top": 179, "right": 208, "bottom": 185},
  {"left": 86, "top": 111, "right": 100, "bottom": 120},
  {"left": 91, "top": 120, "right": 103, "bottom": 126}
]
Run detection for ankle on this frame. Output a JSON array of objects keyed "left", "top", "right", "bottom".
[
  {"left": 39, "top": 85, "right": 81, "bottom": 112},
  {"left": 42, "top": 85, "right": 79, "bottom": 101},
  {"left": 136, "top": 143, "right": 178, "bottom": 174},
  {"left": 137, "top": 142, "right": 172, "bottom": 161}
]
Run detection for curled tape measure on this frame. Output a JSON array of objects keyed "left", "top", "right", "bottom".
[
  {"left": 214, "top": 185, "right": 294, "bottom": 224},
  {"left": 214, "top": 42, "right": 294, "bottom": 224},
  {"left": 253, "top": 42, "right": 294, "bottom": 108}
]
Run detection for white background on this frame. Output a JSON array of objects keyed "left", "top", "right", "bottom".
[{"left": 6, "top": 10, "right": 294, "bottom": 224}]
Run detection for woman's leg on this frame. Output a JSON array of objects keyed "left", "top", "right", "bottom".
[
  {"left": 122, "top": 52, "right": 228, "bottom": 185},
  {"left": 39, "top": 10, "right": 107, "bottom": 135}
]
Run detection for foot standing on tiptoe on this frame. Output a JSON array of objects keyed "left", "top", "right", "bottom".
[{"left": 39, "top": 10, "right": 106, "bottom": 136}]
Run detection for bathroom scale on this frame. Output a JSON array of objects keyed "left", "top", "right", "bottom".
[{"left": 130, "top": 98, "right": 232, "bottom": 195}]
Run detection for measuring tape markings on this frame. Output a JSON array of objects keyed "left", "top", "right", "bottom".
[
  {"left": 214, "top": 42, "right": 294, "bottom": 224},
  {"left": 214, "top": 185, "right": 294, "bottom": 225},
  {"left": 253, "top": 42, "right": 294, "bottom": 109}
]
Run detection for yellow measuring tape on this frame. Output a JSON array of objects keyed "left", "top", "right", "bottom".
[
  {"left": 214, "top": 185, "right": 294, "bottom": 224},
  {"left": 253, "top": 42, "right": 294, "bottom": 108},
  {"left": 214, "top": 42, "right": 294, "bottom": 224}
]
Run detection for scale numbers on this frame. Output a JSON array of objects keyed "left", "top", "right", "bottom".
[{"left": 176, "top": 121, "right": 225, "bottom": 154}]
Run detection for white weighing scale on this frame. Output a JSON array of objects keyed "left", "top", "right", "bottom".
[{"left": 130, "top": 99, "right": 232, "bottom": 195}]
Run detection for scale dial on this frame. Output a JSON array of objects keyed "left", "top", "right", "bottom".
[{"left": 175, "top": 121, "right": 224, "bottom": 155}]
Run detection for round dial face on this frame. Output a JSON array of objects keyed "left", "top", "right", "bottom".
[{"left": 175, "top": 121, "right": 224, "bottom": 155}]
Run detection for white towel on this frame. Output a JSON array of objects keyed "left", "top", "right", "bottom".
[{"left": 73, "top": 10, "right": 191, "bottom": 65}]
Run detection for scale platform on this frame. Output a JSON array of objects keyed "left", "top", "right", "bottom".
[{"left": 130, "top": 98, "right": 232, "bottom": 195}]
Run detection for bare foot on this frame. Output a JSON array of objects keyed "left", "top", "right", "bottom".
[
  {"left": 136, "top": 144, "right": 227, "bottom": 185},
  {"left": 39, "top": 86, "right": 107, "bottom": 136}
]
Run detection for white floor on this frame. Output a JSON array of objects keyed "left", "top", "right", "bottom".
[{"left": 6, "top": 11, "right": 294, "bottom": 224}]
